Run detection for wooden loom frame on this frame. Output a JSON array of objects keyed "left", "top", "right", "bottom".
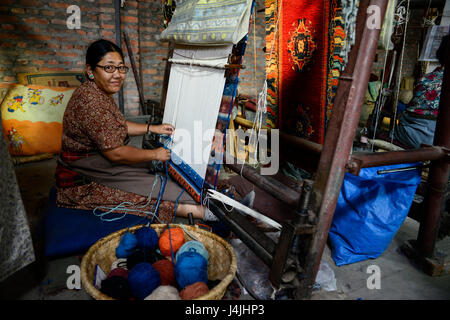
[{"left": 158, "top": 0, "right": 449, "bottom": 299}]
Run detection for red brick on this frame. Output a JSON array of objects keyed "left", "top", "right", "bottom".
[
  {"left": 99, "top": 14, "right": 112, "bottom": 21},
  {"left": 0, "top": 33, "right": 21, "bottom": 39},
  {"left": 1, "top": 24, "right": 14, "bottom": 31},
  {"left": 101, "top": 30, "right": 114, "bottom": 37},
  {"left": 11, "top": 8, "right": 26, "bottom": 14},
  {"left": 1, "top": 42, "right": 15, "bottom": 48},
  {"left": 0, "top": 16, "right": 18, "bottom": 23},
  {"left": 40, "top": 10, "right": 55, "bottom": 17},
  {"left": 50, "top": 18, "right": 66, "bottom": 25},
  {"left": 48, "top": 2, "right": 69, "bottom": 9},
  {"left": 20, "top": 0, "right": 43, "bottom": 7},
  {"left": 27, "top": 34, "right": 52, "bottom": 41},
  {"left": 122, "top": 16, "right": 138, "bottom": 24},
  {"left": 55, "top": 51, "right": 78, "bottom": 57},
  {"left": 101, "top": 22, "right": 115, "bottom": 29},
  {"left": 24, "top": 17, "right": 49, "bottom": 25},
  {"left": 17, "top": 42, "right": 27, "bottom": 48}
]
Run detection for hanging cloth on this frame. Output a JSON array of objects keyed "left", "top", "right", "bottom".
[{"left": 160, "top": 0, "right": 253, "bottom": 45}]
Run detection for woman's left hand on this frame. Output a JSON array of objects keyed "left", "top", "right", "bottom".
[{"left": 150, "top": 123, "right": 174, "bottom": 135}]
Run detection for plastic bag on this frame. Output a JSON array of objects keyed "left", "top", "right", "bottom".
[{"left": 329, "top": 163, "right": 422, "bottom": 266}]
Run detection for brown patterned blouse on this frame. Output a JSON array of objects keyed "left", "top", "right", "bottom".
[{"left": 56, "top": 80, "right": 175, "bottom": 223}]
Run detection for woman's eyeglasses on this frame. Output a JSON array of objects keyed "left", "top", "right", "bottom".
[{"left": 96, "top": 64, "right": 129, "bottom": 74}]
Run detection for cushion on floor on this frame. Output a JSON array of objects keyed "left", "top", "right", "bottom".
[{"left": 44, "top": 186, "right": 146, "bottom": 258}]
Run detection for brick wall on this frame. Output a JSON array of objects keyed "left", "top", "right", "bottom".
[{"left": 0, "top": 0, "right": 266, "bottom": 115}]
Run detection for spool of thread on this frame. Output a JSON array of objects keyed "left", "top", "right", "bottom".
[
  {"left": 127, "top": 247, "right": 165, "bottom": 270},
  {"left": 107, "top": 267, "right": 129, "bottom": 280},
  {"left": 180, "top": 281, "right": 210, "bottom": 300},
  {"left": 128, "top": 262, "right": 161, "bottom": 300},
  {"left": 159, "top": 227, "right": 185, "bottom": 257},
  {"left": 134, "top": 226, "right": 159, "bottom": 249},
  {"left": 152, "top": 259, "right": 176, "bottom": 286},
  {"left": 111, "top": 258, "right": 128, "bottom": 270},
  {"left": 144, "top": 285, "right": 181, "bottom": 300},
  {"left": 175, "top": 251, "right": 208, "bottom": 289},
  {"left": 115, "top": 232, "right": 138, "bottom": 259},
  {"left": 100, "top": 276, "right": 132, "bottom": 300},
  {"left": 176, "top": 240, "right": 209, "bottom": 263}
]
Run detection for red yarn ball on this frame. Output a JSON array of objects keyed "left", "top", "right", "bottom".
[
  {"left": 158, "top": 227, "right": 185, "bottom": 257},
  {"left": 180, "top": 281, "right": 209, "bottom": 300},
  {"left": 152, "top": 259, "right": 176, "bottom": 286},
  {"left": 107, "top": 267, "right": 129, "bottom": 280}
]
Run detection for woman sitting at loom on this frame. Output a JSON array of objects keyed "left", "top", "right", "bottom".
[{"left": 55, "top": 39, "right": 218, "bottom": 223}]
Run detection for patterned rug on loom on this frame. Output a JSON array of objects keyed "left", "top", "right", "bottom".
[{"left": 265, "top": 0, "right": 346, "bottom": 145}]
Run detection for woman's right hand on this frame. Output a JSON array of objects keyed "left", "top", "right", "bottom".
[{"left": 154, "top": 147, "right": 171, "bottom": 161}]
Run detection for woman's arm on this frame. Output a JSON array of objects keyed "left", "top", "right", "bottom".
[
  {"left": 102, "top": 145, "right": 171, "bottom": 164},
  {"left": 125, "top": 121, "right": 174, "bottom": 136}
]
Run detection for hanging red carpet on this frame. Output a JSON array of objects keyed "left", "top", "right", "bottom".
[{"left": 265, "top": 0, "right": 345, "bottom": 145}]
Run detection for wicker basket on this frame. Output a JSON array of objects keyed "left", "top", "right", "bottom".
[{"left": 80, "top": 224, "right": 237, "bottom": 300}]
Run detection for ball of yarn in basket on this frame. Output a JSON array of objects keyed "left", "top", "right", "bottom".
[
  {"left": 175, "top": 251, "right": 208, "bottom": 289},
  {"left": 100, "top": 276, "right": 132, "bottom": 300},
  {"left": 176, "top": 240, "right": 209, "bottom": 263},
  {"left": 107, "top": 267, "right": 128, "bottom": 280},
  {"left": 180, "top": 281, "right": 210, "bottom": 300},
  {"left": 152, "top": 259, "right": 176, "bottom": 286},
  {"left": 144, "top": 285, "right": 181, "bottom": 300},
  {"left": 128, "top": 262, "right": 161, "bottom": 300},
  {"left": 115, "top": 232, "right": 138, "bottom": 259},
  {"left": 134, "top": 226, "right": 159, "bottom": 249},
  {"left": 127, "top": 247, "right": 165, "bottom": 270},
  {"left": 159, "top": 227, "right": 185, "bottom": 257}
]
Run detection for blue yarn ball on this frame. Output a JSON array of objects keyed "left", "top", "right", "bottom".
[
  {"left": 116, "top": 232, "right": 138, "bottom": 258},
  {"left": 134, "top": 227, "right": 159, "bottom": 249},
  {"left": 175, "top": 251, "right": 208, "bottom": 289},
  {"left": 176, "top": 241, "right": 209, "bottom": 263},
  {"left": 128, "top": 262, "right": 161, "bottom": 300}
]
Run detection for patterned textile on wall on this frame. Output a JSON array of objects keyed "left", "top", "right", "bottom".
[
  {"left": 265, "top": 0, "right": 356, "bottom": 144},
  {"left": 0, "top": 121, "right": 35, "bottom": 282}
]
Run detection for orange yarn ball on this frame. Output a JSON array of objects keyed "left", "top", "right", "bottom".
[
  {"left": 180, "top": 281, "right": 210, "bottom": 300},
  {"left": 158, "top": 227, "right": 185, "bottom": 257},
  {"left": 152, "top": 259, "right": 176, "bottom": 286}
]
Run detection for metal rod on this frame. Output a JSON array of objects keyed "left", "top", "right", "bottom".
[
  {"left": 347, "top": 146, "right": 448, "bottom": 175},
  {"left": 164, "top": 58, "right": 245, "bottom": 70},
  {"left": 114, "top": 0, "right": 124, "bottom": 114},
  {"left": 123, "top": 32, "right": 147, "bottom": 116},
  {"left": 417, "top": 38, "right": 450, "bottom": 257},
  {"left": 296, "top": 0, "right": 388, "bottom": 300},
  {"left": 377, "top": 165, "right": 424, "bottom": 175}
]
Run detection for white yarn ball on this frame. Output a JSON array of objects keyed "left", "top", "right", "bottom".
[{"left": 144, "top": 285, "right": 181, "bottom": 300}]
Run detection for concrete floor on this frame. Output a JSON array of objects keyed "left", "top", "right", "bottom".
[{"left": 1, "top": 156, "right": 449, "bottom": 300}]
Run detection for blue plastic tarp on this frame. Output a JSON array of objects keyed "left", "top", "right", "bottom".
[{"left": 329, "top": 163, "right": 422, "bottom": 266}]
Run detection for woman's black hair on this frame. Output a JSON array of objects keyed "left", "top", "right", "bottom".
[
  {"left": 86, "top": 39, "right": 124, "bottom": 68},
  {"left": 436, "top": 34, "right": 449, "bottom": 66}
]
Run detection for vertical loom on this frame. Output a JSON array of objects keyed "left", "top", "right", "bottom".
[{"left": 159, "top": 1, "right": 255, "bottom": 203}]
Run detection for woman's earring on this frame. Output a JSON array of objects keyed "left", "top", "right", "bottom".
[{"left": 89, "top": 74, "right": 94, "bottom": 79}]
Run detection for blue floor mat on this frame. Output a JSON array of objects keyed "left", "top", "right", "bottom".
[{"left": 44, "top": 186, "right": 147, "bottom": 258}]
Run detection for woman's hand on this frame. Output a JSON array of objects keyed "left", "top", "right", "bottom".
[
  {"left": 153, "top": 147, "right": 171, "bottom": 161},
  {"left": 150, "top": 123, "right": 174, "bottom": 135}
]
